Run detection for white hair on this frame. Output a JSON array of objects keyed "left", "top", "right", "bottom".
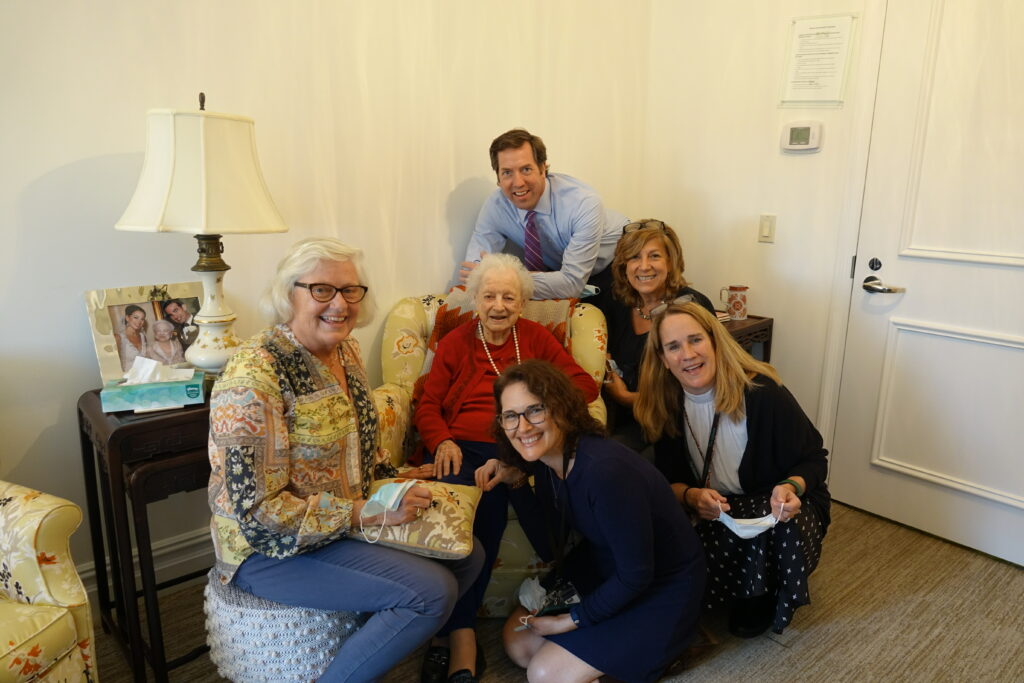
[
  {"left": 152, "top": 319, "right": 175, "bottom": 334},
  {"left": 465, "top": 253, "right": 534, "bottom": 301},
  {"left": 259, "top": 237, "right": 375, "bottom": 326}
]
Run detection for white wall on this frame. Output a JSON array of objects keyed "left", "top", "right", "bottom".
[
  {"left": 0, "top": 1, "right": 879, "bottom": 573},
  {"left": 644, "top": 0, "right": 873, "bottom": 415},
  {"left": 0, "top": 0, "right": 652, "bottom": 569}
]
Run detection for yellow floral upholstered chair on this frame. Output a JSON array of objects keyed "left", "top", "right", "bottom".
[
  {"left": 0, "top": 481, "right": 95, "bottom": 682},
  {"left": 379, "top": 289, "right": 607, "bottom": 616}
]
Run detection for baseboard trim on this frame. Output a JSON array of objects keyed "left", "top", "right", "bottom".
[{"left": 78, "top": 525, "right": 215, "bottom": 606}]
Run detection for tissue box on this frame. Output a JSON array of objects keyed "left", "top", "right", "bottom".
[{"left": 100, "top": 370, "right": 206, "bottom": 413}]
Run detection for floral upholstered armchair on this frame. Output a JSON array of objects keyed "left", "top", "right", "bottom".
[
  {"left": 379, "top": 289, "right": 607, "bottom": 616},
  {"left": 0, "top": 481, "right": 95, "bottom": 683}
]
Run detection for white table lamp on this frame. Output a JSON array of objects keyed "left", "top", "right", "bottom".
[{"left": 115, "top": 94, "right": 287, "bottom": 374}]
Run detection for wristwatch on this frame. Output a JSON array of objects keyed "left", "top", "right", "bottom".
[{"left": 569, "top": 606, "right": 581, "bottom": 627}]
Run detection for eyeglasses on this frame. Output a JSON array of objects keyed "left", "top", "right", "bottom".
[
  {"left": 649, "top": 294, "right": 694, "bottom": 318},
  {"left": 498, "top": 403, "right": 548, "bottom": 431},
  {"left": 294, "top": 282, "right": 369, "bottom": 303},
  {"left": 622, "top": 219, "right": 667, "bottom": 235}
]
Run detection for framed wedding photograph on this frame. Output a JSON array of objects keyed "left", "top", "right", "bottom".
[{"left": 84, "top": 282, "right": 203, "bottom": 383}]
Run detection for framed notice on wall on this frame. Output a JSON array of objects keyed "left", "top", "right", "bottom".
[{"left": 780, "top": 14, "right": 856, "bottom": 107}]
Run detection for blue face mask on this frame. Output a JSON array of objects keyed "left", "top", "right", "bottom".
[
  {"left": 359, "top": 479, "right": 417, "bottom": 542},
  {"left": 362, "top": 480, "right": 416, "bottom": 518}
]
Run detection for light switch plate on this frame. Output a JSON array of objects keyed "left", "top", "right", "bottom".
[{"left": 759, "top": 214, "right": 776, "bottom": 243}]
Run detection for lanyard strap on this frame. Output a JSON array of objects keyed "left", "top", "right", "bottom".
[
  {"left": 683, "top": 408, "right": 721, "bottom": 488},
  {"left": 545, "top": 449, "right": 573, "bottom": 574}
]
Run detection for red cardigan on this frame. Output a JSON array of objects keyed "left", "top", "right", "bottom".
[{"left": 414, "top": 318, "right": 599, "bottom": 452}]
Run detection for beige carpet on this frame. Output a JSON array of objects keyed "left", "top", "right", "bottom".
[{"left": 94, "top": 503, "right": 1024, "bottom": 682}]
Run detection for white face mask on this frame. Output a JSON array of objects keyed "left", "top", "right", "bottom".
[{"left": 714, "top": 502, "right": 783, "bottom": 540}]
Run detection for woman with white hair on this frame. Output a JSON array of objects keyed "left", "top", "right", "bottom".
[
  {"left": 207, "top": 237, "right": 484, "bottom": 681},
  {"left": 145, "top": 318, "right": 184, "bottom": 364},
  {"left": 415, "top": 253, "right": 599, "bottom": 683}
]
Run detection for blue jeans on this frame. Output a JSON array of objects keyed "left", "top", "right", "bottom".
[{"left": 233, "top": 537, "right": 484, "bottom": 682}]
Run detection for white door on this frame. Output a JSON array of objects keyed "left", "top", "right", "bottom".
[{"left": 830, "top": 0, "right": 1024, "bottom": 565}]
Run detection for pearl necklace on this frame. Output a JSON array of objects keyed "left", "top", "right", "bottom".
[{"left": 478, "top": 321, "right": 521, "bottom": 376}]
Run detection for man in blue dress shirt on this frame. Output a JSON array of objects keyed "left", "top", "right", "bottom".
[{"left": 458, "top": 128, "right": 629, "bottom": 300}]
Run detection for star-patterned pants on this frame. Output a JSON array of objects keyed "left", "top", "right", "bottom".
[{"left": 697, "top": 492, "right": 827, "bottom": 633}]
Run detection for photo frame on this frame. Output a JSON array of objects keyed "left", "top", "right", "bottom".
[{"left": 84, "top": 282, "right": 203, "bottom": 383}]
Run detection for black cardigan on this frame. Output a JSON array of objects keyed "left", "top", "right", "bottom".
[{"left": 653, "top": 374, "right": 831, "bottom": 525}]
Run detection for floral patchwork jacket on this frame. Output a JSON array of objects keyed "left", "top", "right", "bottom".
[{"left": 208, "top": 324, "right": 397, "bottom": 583}]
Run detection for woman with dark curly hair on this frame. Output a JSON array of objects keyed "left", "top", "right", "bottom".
[{"left": 476, "top": 360, "right": 705, "bottom": 683}]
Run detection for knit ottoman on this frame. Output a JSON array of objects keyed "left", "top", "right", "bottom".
[{"left": 204, "top": 571, "right": 368, "bottom": 682}]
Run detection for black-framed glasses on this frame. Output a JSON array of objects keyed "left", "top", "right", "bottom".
[
  {"left": 498, "top": 403, "right": 548, "bottom": 431},
  {"left": 649, "top": 294, "right": 694, "bottom": 318},
  {"left": 294, "top": 282, "right": 369, "bottom": 303},
  {"left": 622, "top": 219, "right": 667, "bottom": 235}
]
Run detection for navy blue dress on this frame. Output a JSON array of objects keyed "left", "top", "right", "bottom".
[{"left": 531, "top": 436, "right": 706, "bottom": 683}]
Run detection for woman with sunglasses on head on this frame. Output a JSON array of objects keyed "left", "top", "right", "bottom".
[
  {"left": 601, "top": 220, "right": 715, "bottom": 455},
  {"left": 208, "top": 237, "right": 484, "bottom": 681},
  {"left": 635, "top": 301, "right": 830, "bottom": 638},
  {"left": 479, "top": 359, "right": 705, "bottom": 683}
]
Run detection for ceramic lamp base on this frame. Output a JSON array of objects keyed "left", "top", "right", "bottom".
[{"left": 186, "top": 252, "right": 241, "bottom": 375}]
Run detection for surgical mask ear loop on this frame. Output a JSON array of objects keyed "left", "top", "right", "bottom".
[
  {"left": 360, "top": 507, "right": 387, "bottom": 543},
  {"left": 774, "top": 500, "right": 785, "bottom": 523}
]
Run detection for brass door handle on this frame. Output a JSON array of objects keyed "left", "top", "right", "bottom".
[{"left": 862, "top": 276, "right": 906, "bottom": 294}]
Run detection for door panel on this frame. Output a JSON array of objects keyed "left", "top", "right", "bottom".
[{"left": 830, "top": 0, "right": 1024, "bottom": 565}]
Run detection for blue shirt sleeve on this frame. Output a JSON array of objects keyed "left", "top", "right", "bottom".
[
  {"left": 530, "top": 192, "right": 605, "bottom": 299},
  {"left": 464, "top": 192, "right": 514, "bottom": 263}
]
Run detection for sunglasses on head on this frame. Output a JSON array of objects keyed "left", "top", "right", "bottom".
[
  {"left": 622, "top": 220, "right": 667, "bottom": 235},
  {"left": 649, "top": 294, "right": 695, "bottom": 318}
]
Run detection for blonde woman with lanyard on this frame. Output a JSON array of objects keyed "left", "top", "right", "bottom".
[{"left": 635, "top": 301, "right": 831, "bottom": 638}]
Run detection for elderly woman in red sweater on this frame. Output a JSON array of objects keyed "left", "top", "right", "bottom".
[{"left": 415, "top": 253, "right": 598, "bottom": 683}]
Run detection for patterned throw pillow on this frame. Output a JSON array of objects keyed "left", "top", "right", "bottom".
[{"left": 353, "top": 478, "right": 483, "bottom": 560}]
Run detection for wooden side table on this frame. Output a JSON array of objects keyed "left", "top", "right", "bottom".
[
  {"left": 77, "top": 390, "right": 212, "bottom": 682},
  {"left": 722, "top": 314, "right": 774, "bottom": 361}
]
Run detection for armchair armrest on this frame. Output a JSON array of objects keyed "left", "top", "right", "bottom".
[
  {"left": 380, "top": 295, "right": 432, "bottom": 393},
  {"left": 0, "top": 481, "right": 86, "bottom": 609},
  {"left": 373, "top": 383, "right": 412, "bottom": 468},
  {"left": 571, "top": 302, "right": 608, "bottom": 424}
]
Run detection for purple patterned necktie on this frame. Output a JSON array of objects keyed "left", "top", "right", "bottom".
[{"left": 523, "top": 210, "right": 545, "bottom": 271}]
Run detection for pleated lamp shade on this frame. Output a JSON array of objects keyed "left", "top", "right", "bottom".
[{"left": 116, "top": 109, "right": 287, "bottom": 235}]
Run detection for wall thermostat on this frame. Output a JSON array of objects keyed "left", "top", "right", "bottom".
[{"left": 781, "top": 121, "right": 822, "bottom": 152}]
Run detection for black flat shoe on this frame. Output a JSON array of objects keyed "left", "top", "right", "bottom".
[
  {"left": 728, "top": 593, "right": 775, "bottom": 638},
  {"left": 448, "top": 670, "right": 478, "bottom": 683},
  {"left": 421, "top": 645, "right": 450, "bottom": 683}
]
